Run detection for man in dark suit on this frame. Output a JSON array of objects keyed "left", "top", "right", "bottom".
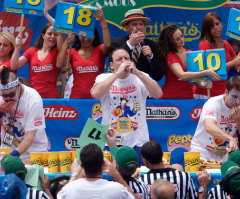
[{"left": 110, "top": 9, "right": 163, "bottom": 81}]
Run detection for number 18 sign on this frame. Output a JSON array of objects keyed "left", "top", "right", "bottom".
[{"left": 54, "top": 2, "right": 97, "bottom": 38}]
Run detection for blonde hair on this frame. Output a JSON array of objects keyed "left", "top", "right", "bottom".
[{"left": 0, "top": 32, "right": 16, "bottom": 56}]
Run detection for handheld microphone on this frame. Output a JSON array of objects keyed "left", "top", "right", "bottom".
[{"left": 140, "top": 42, "right": 151, "bottom": 63}]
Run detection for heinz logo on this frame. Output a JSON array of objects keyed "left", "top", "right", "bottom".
[
  {"left": 44, "top": 105, "right": 79, "bottom": 120},
  {"left": 146, "top": 106, "right": 180, "bottom": 120},
  {"left": 64, "top": 137, "right": 80, "bottom": 151}
]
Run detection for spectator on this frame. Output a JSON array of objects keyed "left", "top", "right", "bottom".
[
  {"left": 56, "top": 9, "right": 111, "bottom": 98},
  {"left": 227, "top": 38, "right": 240, "bottom": 79},
  {"left": 0, "top": 173, "right": 28, "bottom": 199},
  {"left": 110, "top": 9, "right": 163, "bottom": 81},
  {"left": 106, "top": 129, "right": 150, "bottom": 198},
  {"left": 196, "top": 170, "right": 212, "bottom": 199},
  {"left": 0, "top": 66, "right": 48, "bottom": 161},
  {"left": 11, "top": 3, "right": 65, "bottom": 98},
  {"left": 50, "top": 175, "right": 70, "bottom": 199},
  {"left": 0, "top": 32, "right": 17, "bottom": 74},
  {"left": 193, "top": 12, "right": 240, "bottom": 99},
  {"left": 1, "top": 155, "right": 52, "bottom": 199},
  {"left": 190, "top": 76, "right": 240, "bottom": 162},
  {"left": 150, "top": 179, "right": 175, "bottom": 199},
  {"left": 156, "top": 24, "right": 219, "bottom": 99},
  {"left": 207, "top": 160, "right": 240, "bottom": 199},
  {"left": 140, "top": 141, "right": 198, "bottom": 199},
  {"left": 91, "top": 48, "right": 162, "bottom": 164},
  {"left": 57, "top": 143, "right": 135, "bottom": 198}
]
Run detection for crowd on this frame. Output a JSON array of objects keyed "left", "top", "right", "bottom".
[{"left": 0, "top": 3, "right": 240, "bottom": 199}]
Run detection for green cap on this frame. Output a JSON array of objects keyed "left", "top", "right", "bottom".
[
  {"left": 1, "top": 155, "right": 26, "bottom": 181},
  {"left": 110, "top": 146, "right": 139, "bottom": 171},
  {"left": 229, "top": 150, "right": 240, "bottom": 166},
  {"left": 221, "top": 161, "right": 240, "bottom": 194}
]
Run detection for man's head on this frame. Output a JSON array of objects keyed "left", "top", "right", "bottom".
[
  {"left": 80, "top": 143, "right": 103, "bottom": 177},
  {"left": 121, "top": 9, "right": 150, "bottom": 35},
  {"left": 151, "top": 179, "right": 175, "bottom": 199},
  {"left": 1, "top": 155, "right": 27, "bottom": 181},
  {"left": 225, "top": 76, "right": 240, "bottom": 108},
  {"left": 110, "top": 146, "right": 139, "bottom": 176},
  {"left": 0, "top": 66, "right": 20, "bottom": 102},
  {"left": 141, "top": 141, "right": 163, "bottom": 166},
  {"left": 220, "top": 161, "right": 240, "bottom": 197}
]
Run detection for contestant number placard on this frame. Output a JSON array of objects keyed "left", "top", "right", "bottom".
[
  {"left": 227, "top": 8, "right": 240, "bottom": 40},
  {"left": 3, "top": 0, "right": 45, "bottom": 15},
  {"left": 54, "top": 2, "right": 96, "bottom": 38},
  {"left": 186, "top": 49, "right": 227, "bottom": 82}
]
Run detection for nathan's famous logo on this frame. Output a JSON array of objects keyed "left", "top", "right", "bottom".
[
  {"left": 64, "top": 137, "right": 80, "bottom": 151},
  {"left": 146, "top": 106, "right": 180, "bottom": 120},
  {"left": 92, "top": 103, "right": 102, "bottom": 120},
  {"left": 0, "top": 12, "right": 33, "bottom": 50},
  {"left": 146, "top": 21, "right": 200, "bottom": 42},
  {"left": 190, "top": 107, "right": 202, "bottom": 121},
  {"left": 167, "top": 134, "right": 193, "bottom": 152},
  {"left": 44, "top": 105, "right": 79, "bottom": 120},
  {"left": 185, "top": 158, "right": 199, "bottom": 166},
  {"left": 60, "top": 156, "right": 71, "bottom": 166},
  {"left": 30, "top": 159, "right": 41, "bottom": 165}
]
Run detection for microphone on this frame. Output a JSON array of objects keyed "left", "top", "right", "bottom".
[{"left": 140, "top": 42, "right": 151, "bottom": 63}]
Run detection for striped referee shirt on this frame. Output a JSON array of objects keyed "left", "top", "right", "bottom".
[
  {"left": 207, "top": 185, "right": 229, "bottom": 199},
  {"left": 110, "top": 175, "right": 150, "bottom": 199},
  {"left": 26, "top": 187, "right": 50, "bottom": 199},
  {"left": 141, "top": 168, "right": 197, "bottom": 199}
]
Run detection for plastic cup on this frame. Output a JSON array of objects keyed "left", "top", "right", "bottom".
[
  {"left": 29, "top": 152, "right": 42, "bottom": 165},
  {"left": 71, "top": 151, "right": 77, "bottom": 163},
  {"left": 41, "top": 152, "right": 48, "bottom": 167},
  {"left": 0, "top": 148, "right": 11, "bottom": 155},
  {"left": 59, "top": 151, "right": 72, "bottom": 173},
  {"left": 184, "top": 152, "right": 200, "bottom": 173},
  {"left": 103, "top": 151, "right": 112, "bottom": 162},
  {"left": 163, "top": 152, "right": 171, "bottom": 167},
  {"left": 48, "top": 152, "right": 59, "bottom": 173}
]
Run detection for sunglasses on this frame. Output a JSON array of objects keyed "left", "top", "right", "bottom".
[{"left": 0, "top": 86, "right": 18, "bottom": 98}]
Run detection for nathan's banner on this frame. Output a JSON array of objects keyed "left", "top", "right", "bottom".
[{"left": 3, "top": 0, "right": 45, "bottom": 16}]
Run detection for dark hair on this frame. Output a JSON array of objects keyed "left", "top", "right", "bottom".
[
  {"left": 200, "top": 12, "right": 222, "bottom": 48},
  {"left": 109, "top": 47, "right": 129, "bottom": 62},
  {"left": 73, "top": 27, "right": 101, "bottom": 51},
  {"left": 0, "top": 66, "right": 17, "bottom": 85},
  {"left": 156, "top": 24, "right": 180, "bottom": 76},
  {"left": 118, "top": 165, "right": 137, "bottom": 176},
  {"left": 50, "top": 175, "right": 70, "bottom": 199},
  {"left": 80, "top": 143, "right": 103, "bottom": 177},
  {"left": 140, "top": 141, "right": 163, "bottom": 164},
  {"left": 226, "top": 76, "right": 240, "bottom": 92},
  {"left": 34, "top": 23, "right": 56, "bottom": 50}
]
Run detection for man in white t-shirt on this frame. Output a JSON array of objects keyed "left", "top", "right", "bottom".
[
  {"left": 57, "top": 143, "right": 135, "bottom": 199},
  {"left": 191, "top": 76, "right": 240, "bottom": 162},
  {"left": 0, "top": 66, "right": 48, "bottom": 161},
  {"left": 91, "top": 48, "right": 162, "bottom": 151}
]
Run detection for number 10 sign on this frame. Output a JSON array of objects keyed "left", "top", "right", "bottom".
[{"left": 54, "top": 2, "right": 97, "bottom": 38}]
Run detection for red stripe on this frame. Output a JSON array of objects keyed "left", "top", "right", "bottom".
[{"left": 126, "top": 14, "right": 145, "bottom": 19}]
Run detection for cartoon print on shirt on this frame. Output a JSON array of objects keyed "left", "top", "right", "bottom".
[{"left": 111, "top": 95, "right": 140, "bottom": 133}]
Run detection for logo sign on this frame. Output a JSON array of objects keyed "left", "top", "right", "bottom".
[
  {"left": 146, "top": 106, "right": 180, "bottom": 120},
  {"left": 186, "top": 49, "right": 227, "bottom": 82},
  {"left": 167, "top": 134, "right": 193, "bottom": 152},
  {"left": 54, "top": 1, "right": 96, "bottom": 38},
  {"left": 44, "top": 105, "right": 79, "bottom": 120},
  {"left": 190, "top": 107, "right": 202, "bottom": 121},
  {"left": 3, "top": 0, "right": 45, "bottom": 16},
  {"left": 64, "top": 136, "right": 80, "bottom": 150},
  {"left": 227, "top": 8, "right": 240, "bottom": 40}
]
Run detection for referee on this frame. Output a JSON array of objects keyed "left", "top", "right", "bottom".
[{"left": 140, "top": 141, "right": 198, "bottom": 199}]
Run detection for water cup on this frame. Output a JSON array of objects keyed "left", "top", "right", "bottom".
[
  {"left": 184, "top": 152, "right": 200, "bottom": 173},
  {"left": 163, "top": 152, "right": 171, "bottom": 167},
  {"left": 30, "top": 152, "right": 41, "bottom": 165},
  {"left": 59, "top": 151, "right": 72, "bottom": 173},
  {"left": 0, "top": 148, "right": 11, "bottom": 155},
  {"left": 41, "top": 152, "right": 48, "bottom": 167},
  {"left": 48, "top": 152, "right": 59, "bottom": 173}
]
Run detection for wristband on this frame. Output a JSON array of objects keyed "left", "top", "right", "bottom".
[
  {"left": 71, "top": 174, "right": 78, "bottom": 178},
  {"left": 10, "top": 149, "right": 20, "bottom": 157}
]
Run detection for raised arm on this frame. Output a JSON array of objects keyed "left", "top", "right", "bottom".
[
  {"left": 11, "top": 35, "right": 28, "bottom": 70},
  {"left": 56, "top": 32, "right": 75, "bottom": 68},
  {"left": 95, "top": 9, "right": 111, "bottom": 55}
]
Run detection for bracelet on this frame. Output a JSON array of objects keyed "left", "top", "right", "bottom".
[{"left": 10, "top": 149, "right": 20, "bottom": 157}]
